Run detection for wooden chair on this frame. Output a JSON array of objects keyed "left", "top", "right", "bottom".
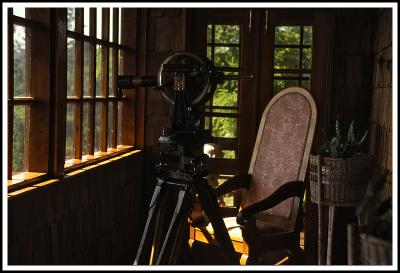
[{"left": 189, "top": 87, "right": 317, "bottom": 265}]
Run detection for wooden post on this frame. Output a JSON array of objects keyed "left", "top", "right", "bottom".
[
  {"left": 317, "top": 154, "right": 326, "bottom": 265},
  {"left": 347, "top": 223, "right": 357, "bottom": 265},
  {"left": 326, "top": 206, "right": 335, "bottom": 265}
]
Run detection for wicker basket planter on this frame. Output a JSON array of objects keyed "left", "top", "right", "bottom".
[
  {"left": 360, "top": 233, "right": 392, "bottom": 265},
  {"left": 348, "top": 224, "right": 392, "bottom": 265},
  {"left": 309, "top": 154, "right": 374, "bottom": 206}
]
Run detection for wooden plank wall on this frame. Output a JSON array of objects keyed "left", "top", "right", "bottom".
[
  {"left": 8, "top": 152, "right": 144, "bottom": 265},
  {"left": 144, "top": 8, "right": 186, "bottom": 149},
  {"left": 369, "top": 9, "right": 392, "bottom": 201},
  {"left": 141, "top": 8, "right": 187, "bottom": 196},
  {"left": 331, "top": 8, "right": 377, "bottom": 134},
  {"left": 310, "top": 9, "right": 380, "bottom": 265}
]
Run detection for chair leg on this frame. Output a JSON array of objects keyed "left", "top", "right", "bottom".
[
  {"left": 289, "top": 245, "right": 304, "bottom": 265},
  {"left": 245, "top": 255, "right": 259, "bottom": 265}
]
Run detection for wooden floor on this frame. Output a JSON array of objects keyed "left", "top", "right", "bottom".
[{"left": 189, "top": 232, "right": 305, "bottom": 265}]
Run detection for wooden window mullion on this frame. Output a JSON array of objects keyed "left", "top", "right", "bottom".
[
  {"left": 111, "top": 8, "right": 119, "bottom": 148},
  {"left": 50, "top": 8, "right": 67, "bottom": 177},
  {"left": 88, "top": 8, "right": 96, "bottom": 155},
  {"left": 299, "top": 26, "right": 304, "bottom": 86},
  {"left": 100, "top": 8, "right": 109, "bottom": 152},
  {"left": 24, "top": 20, "right": 31, "bottom": 172},
  {"left": 8, "top": 9, "right": 14, "bottom": 179},
  {"left": 25, "top": 9, "right": 51, "bottom": 174},
  {"left": 74, "top": 8, "right": 84, "bottom": 159},
  {"left": 120, "top": 8, "right": 137, "bottom": 146}
]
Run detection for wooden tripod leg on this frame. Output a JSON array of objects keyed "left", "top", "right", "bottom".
[
  {"left": 149, "top": 193, "right": 168, "bottom": 265},
  {"left": 156, "top": 188, "right": 188, "bottom": 264},
  {"left": 134, "top": 180, "right": 165, "bottom": 265},
  {"left": 197, "top": 178, "right": 239, "bottom": 265}
]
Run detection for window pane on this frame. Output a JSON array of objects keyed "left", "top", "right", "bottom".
[
  {"left": 215, "top": 25, "right": 240, "bottom": 44},
  {"left": 96, "top": 44, "right": 102, "bottom": 96},
  {"left": 222, "top": 150, "right": 236, "bottom": 159},
  {"left": 84, "top": 8, "right": 90, "bottom": 36},
  {"left": 207, "top": 24, "right": 212, "bottom": 43},
  {"left": 302, "top": 48, "right": 312, "bottom": 69},
  {"left": 207, "top": 46, "right": 212, "bottom": 60},
  {"left": 204, "top": 116, "right": 210, "bottom": 130},
  {"left": 273, "top": 79, "right": 299, "bottom": 94},
  {"left": 275, "top": 26, "right": 300, "bottom": 45},
  {"left": 13, "top": 8, "right": 25, "bottom": 18},
  {"left": 213, "top": 79, "right": 238, "bottom": 107},
  {"left": 97, "top": 8, "right": 102, "bottom": 39},
  {"left": 12, "top": 106, "right": 26, "bottom": 175},
  {"left": 214, "top": 46, "right": 239, "bottom": 67},
  {"left": 65, "top": 103, "right": 75, "bottom": 160},
  {"left": 67, "top": 8, "right": 75, "bottom": 31},
  {"left": 83, "top": 42, "right": 90, "bottom": 97},
  {"left": 108, "top": 102, "right": 114, "bottom": 148},
  {"left": 211, "top": 117, "right": 237, "bottom": 138},
  {"left": 13, "top": 25, "right": 26, "bottom": 97},
  {"left": 118, "top": 49, "right": 122, "bottom": 73},
  {"left": 109, "top": 48, "right": 113, "bottom": 96},
  {"left": 82, "top": 103, "right": 89, "bottom": 155},
  {"left": 274, "top": 48, "right": 300, "bottom": 69},
  {"left": 94, "top": 103, "right": 102, "bottom": 153},
  {"left": 67, "top": 38, "right": 76, "bottom": 97},
  {"left": 209, "top": 174, "right": 236, "bottom": 206},
  {"left": 203, "top": 145, "right": 236, "bottom": 159},
  {"left": 301, "top": 79, "right": 311, "bottom": 90},
  {"left": 303, "top": 26, "right": 312, "bottom": 45},
  {"left": 117, "top": 101, "right": 122, "bottom": 146}
]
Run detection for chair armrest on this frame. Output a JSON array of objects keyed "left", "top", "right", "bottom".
[
  {"left": 236, "top": 180, "right": 304, "bottom": 225},
  {"left": 214, "top": 174, "right": 252, "bottom": 198}
]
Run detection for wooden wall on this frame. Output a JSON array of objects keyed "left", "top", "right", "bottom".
[
  {"left": 144, "top": 8, "right": 187, "bottom": 148},
  {"left": 141, "top": 8, "right": 188, "bottom": 198},
  {"left": 8, "top": 152, "right": 144, "bottom": 265},
  {"left": 369, "top": 9, "right": 392, "bottom": 201},
  {"left": 330, "top": 8, "right": 377, "bottom": 135}
]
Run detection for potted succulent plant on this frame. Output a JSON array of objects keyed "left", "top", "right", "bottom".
[{"left": 309, "top": 116, "right": 375, "bottom": 206}]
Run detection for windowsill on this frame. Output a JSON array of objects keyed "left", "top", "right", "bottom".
[
  {"left": 64, "top": 145, "right": 134, "bottom": 170},
  {"left": 8, "top": 148, "right": 142, "bottom": 197},
  {"left": 8, "top": 172, "right": 47, "bottom": 187}
]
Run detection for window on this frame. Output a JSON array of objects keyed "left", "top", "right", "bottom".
[
  {"left": 203, "top": 23, "right": 244, "bottom": 208},
  {"left": 204, "top": 24, "right": 241, "bottom": 160},
  {"left": 273, "top": 26, "right": 313, "bottom": 94},
  {"left": 8, "top": 8, "right": 51, "bottom": 184},
  {"left": 64, "top": 8, "right": 129, "bottom": 169},
  {"left": 7, "top": 7, "right": 138, "bottom": 189}
]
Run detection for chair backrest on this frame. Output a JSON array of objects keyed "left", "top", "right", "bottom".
[{"left": 241, "top": 87, "right": 317, "bottom": 230}]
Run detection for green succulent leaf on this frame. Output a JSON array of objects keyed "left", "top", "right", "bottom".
[
  {"left": 347, "top": 120, "right": 355, "bottom": 145},
  {"left": 358, "top": 128, "right": 369, "bottom": 146}
]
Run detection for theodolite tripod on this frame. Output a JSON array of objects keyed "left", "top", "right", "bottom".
[
  {"left": 117, "top": 52, "right": 253, "bottom": 265},
  {"left": 133, "top": 148, "right": 239, "bottom": 265}
]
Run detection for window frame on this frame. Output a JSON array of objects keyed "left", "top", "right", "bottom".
[
  {"left": 272, "top": 25, "right": 313, "bottom": 95},
  {"left": 7, "top": 7, "right": 140, "bottom": 192},
  {"left": 64, "top": 8, "right": 131, "bottom": 169},
  {"left": 8, "top": 8, "right": 51, "bottom": 187}
]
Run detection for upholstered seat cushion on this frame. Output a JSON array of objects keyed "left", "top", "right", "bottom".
[{"left": 198, "top": 217, "right": 288, "bottom": 243}]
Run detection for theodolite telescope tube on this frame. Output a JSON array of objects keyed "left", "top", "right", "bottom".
[{"left": 117, "top": 75, "right": 157, "bottom": 88}]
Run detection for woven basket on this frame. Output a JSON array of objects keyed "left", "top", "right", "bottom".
[
  {"left": 360, "top": 233, "right": 392, "bottom": 265},
  {"left": 309, "top": 154, "right": 374, "bottom": 206}
]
